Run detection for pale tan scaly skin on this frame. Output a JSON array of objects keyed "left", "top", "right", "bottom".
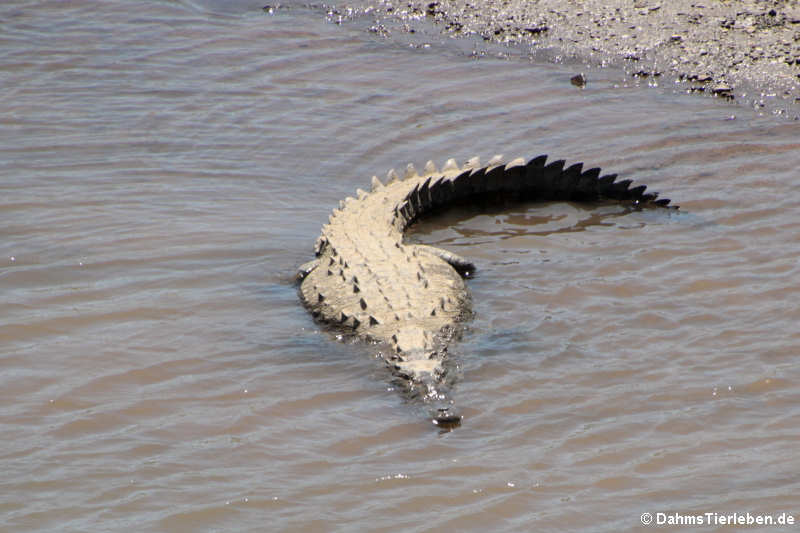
[{"left": 298, "top": 154, "right": 674, "bottom": 428}]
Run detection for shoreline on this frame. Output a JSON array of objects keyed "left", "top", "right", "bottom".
[{"left": 351, "top": 0, "right": 800, "bottom": 116}]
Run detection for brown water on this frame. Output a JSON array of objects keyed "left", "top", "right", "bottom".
[{"left": 2, "top": 0, "right": 799, "bottom": 531}]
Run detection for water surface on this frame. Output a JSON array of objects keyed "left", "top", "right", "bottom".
[{"left": 1, "top": 0, "right": 799, "bottom": 531}]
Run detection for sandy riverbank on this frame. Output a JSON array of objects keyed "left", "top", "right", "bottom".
[{"left": 356, "top": 0, "right": 800, "bottom": 113}]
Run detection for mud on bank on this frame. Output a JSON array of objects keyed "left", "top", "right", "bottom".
[{"left": 346, "top": 0, "right": 800, "bottom": 115}]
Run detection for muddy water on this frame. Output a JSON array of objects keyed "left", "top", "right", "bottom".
[{"left": 2, "top": 0, "right": 799, "bottom": 531}]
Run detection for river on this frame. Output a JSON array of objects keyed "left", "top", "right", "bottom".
[{"left": 1, "top": 0, "right": 799, "bottom": 531}]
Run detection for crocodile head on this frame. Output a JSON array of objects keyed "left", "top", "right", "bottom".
[
  {"left": 389, "top": 326, "right": 463, "bottom": 428},
  {"left": 408, "top": 373, "right": 462, "bottom": 429}
]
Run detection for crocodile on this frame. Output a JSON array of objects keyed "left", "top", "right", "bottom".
[{"left": 297, "top": 154, "right": 674, "bottom": 428}]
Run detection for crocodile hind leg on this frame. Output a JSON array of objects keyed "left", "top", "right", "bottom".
[{"left": 412, "top": 244, "right": 476, "bottom": 278}]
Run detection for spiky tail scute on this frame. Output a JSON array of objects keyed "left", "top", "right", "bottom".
[{"left": 390, "top": 155, "right": 674, "bottom": 229}]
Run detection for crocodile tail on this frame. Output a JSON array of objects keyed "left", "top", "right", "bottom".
[
  {"left": 400, "top": 155, "right": 674, "bottom": 225},
  {"left": 511, "top": 155, "right": 674, "bottom": 206}
]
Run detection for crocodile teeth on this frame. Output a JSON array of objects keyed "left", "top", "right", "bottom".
[
  {"left": 386, "top": 168, "right": 399, "bottom": 184},
  {"left": 488, "top": 154, "right": 504, "bottom": 166},
  {"left": 442, "top": 158, "right": 459, "bottom": 172},
  {"left": 371, "top": 175, "right": 383, "bottom": 191},
  {"left": 464, "top": 156, "right": 480, "bottom": 169},
  {"left": 404, "top": 163, "right": 418, "bottom": 180},
  {"left": 356, "top": 188, "right": 368, "bottom": 200},
  {"left": 423, "top": 160, "right": 437, "bottom": 174}
]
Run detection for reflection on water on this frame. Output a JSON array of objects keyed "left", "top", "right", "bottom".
[{"left": 1, "top": 0, "right": 799, "bottom": 531}]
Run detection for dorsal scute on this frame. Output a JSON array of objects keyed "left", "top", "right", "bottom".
[
  {"left": 464, "top": 156, "right": 480, "bottom": 170},
  {"left": 314, "top": 235, "right": 327, "bottom": 255},
  {"left": 442, "top": 158, "right": 459, "bottom": 173},
  {"left": 404, "top": 163, "right": 418, "bottom": 180},
  {"left": 505, "top": 157, "right": 525, "bottom": 169},
  {"left": 487, "top": 154, "right": 504, "bottom": 167}
]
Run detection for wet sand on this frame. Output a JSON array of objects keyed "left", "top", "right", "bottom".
[{"left": 364, "top": 0, "right": 800, "bottom": 113}]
